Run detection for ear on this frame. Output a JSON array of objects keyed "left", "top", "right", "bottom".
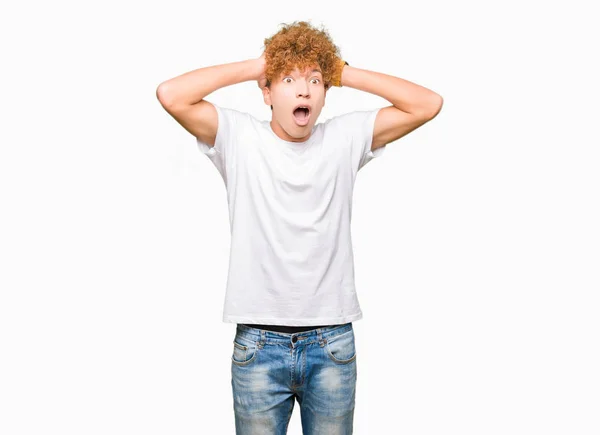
[{"left": 262, "top": 85, "right": 272, "bottom": 107}]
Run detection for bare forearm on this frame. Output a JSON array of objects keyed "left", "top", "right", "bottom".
[
  {"left": 157, "top": 58, "right": 261, "bottom": 107},
  {"left": 341, "top": 65, "right": 442, "bottom": 116}
]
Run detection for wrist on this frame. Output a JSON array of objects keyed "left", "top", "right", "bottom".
[
  {"left": 253, "top": 57, "right": 265, "bottom": 81},
  {"left": 330, "top": 58, "right": 349, "bottom": 87}
]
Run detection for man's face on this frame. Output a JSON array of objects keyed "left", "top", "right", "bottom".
[{"left": 263, "top": 65, "right": 327, "bottom": 142}]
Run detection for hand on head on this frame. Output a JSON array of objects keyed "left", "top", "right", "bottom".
[{"left": 256, "top": 52, "right": 267, "bottom": 89}]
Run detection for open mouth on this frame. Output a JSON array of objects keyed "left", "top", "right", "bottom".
[{"left": 292, "top": 106, "right": 311, "bottom": 126}]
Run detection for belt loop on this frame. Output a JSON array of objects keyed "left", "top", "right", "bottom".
[
  {"left": 316, "top": 328, "right": 325, "bottom": 347},
  {"left": 260, "top": 330, "right": 266, "bottom": 347}
]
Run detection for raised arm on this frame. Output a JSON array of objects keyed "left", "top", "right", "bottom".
[
  {"left": 340, "top": 64, "right": 443, "bottom": 150},
  {"left": 156, "top": 56, "right": 264, "bottom": 146}
]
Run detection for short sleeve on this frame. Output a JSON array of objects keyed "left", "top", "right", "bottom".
[
  {"left": 195, "top": 103, "right": 240, "bottom": 185},
  {"left": 353, "top": 108, "right": 386, "bottom": 171},
  {"left": 328, "top": 108, "right": 387, "bottom": 173}
]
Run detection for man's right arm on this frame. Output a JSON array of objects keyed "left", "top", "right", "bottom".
[{"left": 156, "top": 57, "right": 263, "bottom": 146}]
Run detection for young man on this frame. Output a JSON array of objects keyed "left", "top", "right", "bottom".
[{"left": 157, "top": 21, "right": 442, "bottom": 435}]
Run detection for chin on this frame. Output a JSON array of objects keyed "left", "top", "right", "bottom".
[{"left": 292, "top": 123, "right": 313, "bottom": 133}]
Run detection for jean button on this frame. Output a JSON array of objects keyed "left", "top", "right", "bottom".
[{"left": 292, "top": 336, "right": 298, "bottom": 343}]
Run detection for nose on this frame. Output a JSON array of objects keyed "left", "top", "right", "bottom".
[{"left": 296, "top": 81, "right": 310, "bottom": 98}]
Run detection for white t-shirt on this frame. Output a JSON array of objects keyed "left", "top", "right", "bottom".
[{"left": 196, "top": 103, "right": 386, "bottom": 326}]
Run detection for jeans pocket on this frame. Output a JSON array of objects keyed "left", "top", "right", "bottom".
[
  {"left": 231, "top": 335, "right": 259, "bottom": 366},
  {"left": 325, "top": 330, "right": 357, "bottom": 364}
]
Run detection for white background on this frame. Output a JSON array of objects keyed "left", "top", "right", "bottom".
[{"left": 1, "top": 0, "right": 599, "bottom": 434}]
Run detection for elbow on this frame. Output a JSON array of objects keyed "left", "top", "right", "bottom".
[
  {"left": 156, "top": 83, "right": 179, "bottom": 108},
  {"left": 423, "top": 95, "right": 443, "bottom": 119},
  {"left": 433, "top": 96, "right": 443, "bottom": 117}
]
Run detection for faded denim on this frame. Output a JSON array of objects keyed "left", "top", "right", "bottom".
[{"left": 231, "top": 322, "right": 357, "bottom": 434}]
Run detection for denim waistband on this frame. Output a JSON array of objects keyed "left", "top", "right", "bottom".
[{"left": 236, "top": 322, "right": 353, "bottom": 344}]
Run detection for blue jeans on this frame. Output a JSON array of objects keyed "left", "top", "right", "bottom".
[{"left": 231, "top": 322, "right": 357, "bottom": 434}]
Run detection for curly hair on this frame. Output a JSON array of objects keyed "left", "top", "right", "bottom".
[{"left": 262, "top": 21, "right": 341, "bottom": 90}]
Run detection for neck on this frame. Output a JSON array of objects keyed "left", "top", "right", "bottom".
[{"left": 269, "top": 119, "right": 312, "bottom": 143}]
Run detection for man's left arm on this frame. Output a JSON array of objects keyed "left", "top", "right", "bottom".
[{"left": 340, "top": 64, "right": 443, "bottom": 151}]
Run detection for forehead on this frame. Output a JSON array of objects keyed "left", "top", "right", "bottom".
[{"left": 283, "top": 65, "right": 322, "bottom": 76}]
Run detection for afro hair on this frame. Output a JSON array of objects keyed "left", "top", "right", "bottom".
[{"left": 262, "top": 21, "right": 342, "bottom": 90}]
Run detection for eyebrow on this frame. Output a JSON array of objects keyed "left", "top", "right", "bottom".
[{"left": 289, "top": 69, "right": 322, "bottom": 77}]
